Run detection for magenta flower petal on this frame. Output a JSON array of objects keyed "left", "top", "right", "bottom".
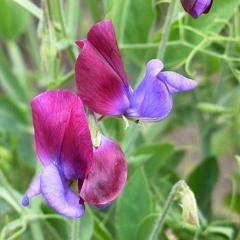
[
  {"left": 41, "top": 164, "right": 85, "bottom": 218},
  {"left": 22, "top": 173, "right": 41, "bottom": 206},
  {"left": 75, "top": 20, "right": 130, "bottom": 116},
  {"left": 32, "top": 90, "right": 93, "bottom": 180},
  {"left": 60, "top": 97, "right": 93, "bottom": 180},
  {"left": 80, "top": 136, "right": 127, "bottom": 206},
  {"left": 86, "top": 20, "right": 129, "bottom": 86},
  {"left": 181, "top": 0, "right": 213, "bottom": 18},
  {"left": 159, "top": 71, "right": 198, "bottom": 94}
]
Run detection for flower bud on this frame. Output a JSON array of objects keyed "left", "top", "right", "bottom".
[
  {"left": 180, "top": 0, "right": 213, "bottom": 18},
  {"left": 178, "top": 181, "right": 199, "bottom": 226}
]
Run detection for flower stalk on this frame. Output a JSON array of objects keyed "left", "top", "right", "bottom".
[
  {"left": 149, "top": 180, "right": 184, "bottom": 240},
  {"left": 70, "top": 219, "right": 80, "bottom": 240}
]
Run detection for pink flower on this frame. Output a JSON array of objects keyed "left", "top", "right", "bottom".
[
  {"left": 22, "top": 90, "right": 127, "bottom": 218},
  {"left": 75, "top": 20, "right": 197, "bottom": 121}
]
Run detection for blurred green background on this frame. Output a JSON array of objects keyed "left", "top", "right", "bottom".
[{"left": 0, "top": 0, "right": 240, "bottom": 239}]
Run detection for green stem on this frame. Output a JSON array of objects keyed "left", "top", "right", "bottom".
[
  {"left": 56, "top": 0, "right": 76, "bottom": 62},
  {"left": 30, "top": 222, "right": 45, "bottom": 240},
  {"left": 192, "top": 92, "right": 211, "bottom": 158},
  {"left": 149, "top": 180, "right": 183, "bottom": 240},
  {"left": 157, "top": 0, "right": 178, "bottom": 60},
  {"left": 87, "top": 0, "right": 102, "bottom": 22},
  {"left": 119, "top": 0, "right": 130, "bottom": 43},
  {"left": 7, "top": 41, "right": 28, "bottom": 93},
  {"left": 13, "top": 0, "right": 42, "bottom": 19},
  {"left": 57, "top": 70, "right": 74, "bottom": 88},
  {"left": 70, "top": 220, "right": 80, "bottom": 240},
  {"left": 214, "top": 25, "right": 233, "bottom": 101}
]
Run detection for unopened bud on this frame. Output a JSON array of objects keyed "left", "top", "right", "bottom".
[{"left": 178, "top": 181, "right": 199, "bottom": 226}]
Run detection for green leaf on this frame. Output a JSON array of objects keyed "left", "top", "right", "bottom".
[
  {"left": 133, "top": 143, "right": 184, "bottom": 183},
  {"left": 116, "top": 167, "right": 152, "bottom": 240},
  {"left": 0, "top": 0, "right": 30, "bottom": 40},
  {"left": 135, "top": 143, "right": 176, "bottom": 178},
  {"left": 0, "top": 97, "right": 35, "bottom": 164},
  {"left": 135, "top": 143, "right": 174, "bottom": 156},
  {"left": 93, "top": 217, "right": 112, "bottom": 240},
  {"left": 187, "top": 156, "right": 219, "bottom": 217},
  {"left": 136, "top": 214, "right": 158, "bottom": 240},
  {"left": 164, "top": 42, "right": 192, "bottom": 68},
  {"left": 207, "top": 226, "right": 234, "bottom": 240},
  {"left": 111, "top": 0, "right": 156, "bottom": 65},
  {"left": 0, "top": 49, "right": 29, "bottom": 103},
  {"left": 123, "top": 124, "right": 144, "bottom": 156},
  {"left": 224, "top": 192, "right": 240, "bottom": 214},
  {"left": 0, "top": 97, "right": 28, "bottom": 130}
]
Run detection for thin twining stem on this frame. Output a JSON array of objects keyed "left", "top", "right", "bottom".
[
  {"left": 149, "top": 180, "right": 184, "bottom": 240},
  {"left": 157, "top": 0, "right": 178, "bottom": 60}
]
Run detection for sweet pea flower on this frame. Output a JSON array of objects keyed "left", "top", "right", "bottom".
[
  {"left": 180, "top": 0, "right": 213, "bottom": 18},
  {"left": 75, "top": 20, "right": 197, "bottom": 122},
  {"left": 22, "top": 90, "right": 127, "bottom": 218}
]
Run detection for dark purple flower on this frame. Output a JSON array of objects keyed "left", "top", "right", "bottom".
[
  {"left": 75, "top": 20, "right": 197, "bottom": 121},
  {"left": 22, "top": 90, "right": 127, "bottom": 218},
  {"left": 180, "top": 0, "right": 213, "bottom": 18}
]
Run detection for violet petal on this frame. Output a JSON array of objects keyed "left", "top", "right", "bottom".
[
  {"left": 158, "top": 71, "right": 198, "bottom": 94},
  {"left": 181, "top": 0, "right": 213, "bottom": 18},
  {"left": 22, "top": 172, "right": 41, "bottom": 206},
  {"left": 126, "top": 60, "right": 173, "bottom": 121},
  {"left": 41, "top": 164, "right": 85, "bottom": 219}
]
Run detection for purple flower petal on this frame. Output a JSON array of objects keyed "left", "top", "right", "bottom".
[
  {"left": 181, "top": 0, "right": 213, "bottom": 18},
  {"left": 95, "top": 203, "right": 111, "bottom": 209},
  {"left": 32, "top": 90, "right": 93, "bottom": 180},
  {"left": 203, "top": 0, "right": 213, "bottom": 14},
  {"left": 158, "top": 71, "right": 198, "bottom": 94},
  {"left": 22, "top": 173, "right": 41, "bottom": 206},
  {"left": 75, "top": 20, "right": 130, "bottom": 116},
  {"left": 80, "top": 136, "right": 127, "bottom": 206},
  {"left": 130, "top": 59, "right": 164, "bottom": 107},
  {"left": 191, "top": 0, "right": 212, "bottom": 18},
  {"left": 126, "top": 60, "right": 173, "bottom": 121},
  {"left": 181, "top": 0, "right": 195, "bottom": 12},
  {"left": 41, "top": 164, "right": 84, "bottom": 219}
]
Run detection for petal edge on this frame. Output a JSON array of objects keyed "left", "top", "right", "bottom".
[
  {"left": 41, "top": 164, "right": 85, "bottom": 219},
  {"left": 80, "top": 136, "right": 127, "bottom": 206}
]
